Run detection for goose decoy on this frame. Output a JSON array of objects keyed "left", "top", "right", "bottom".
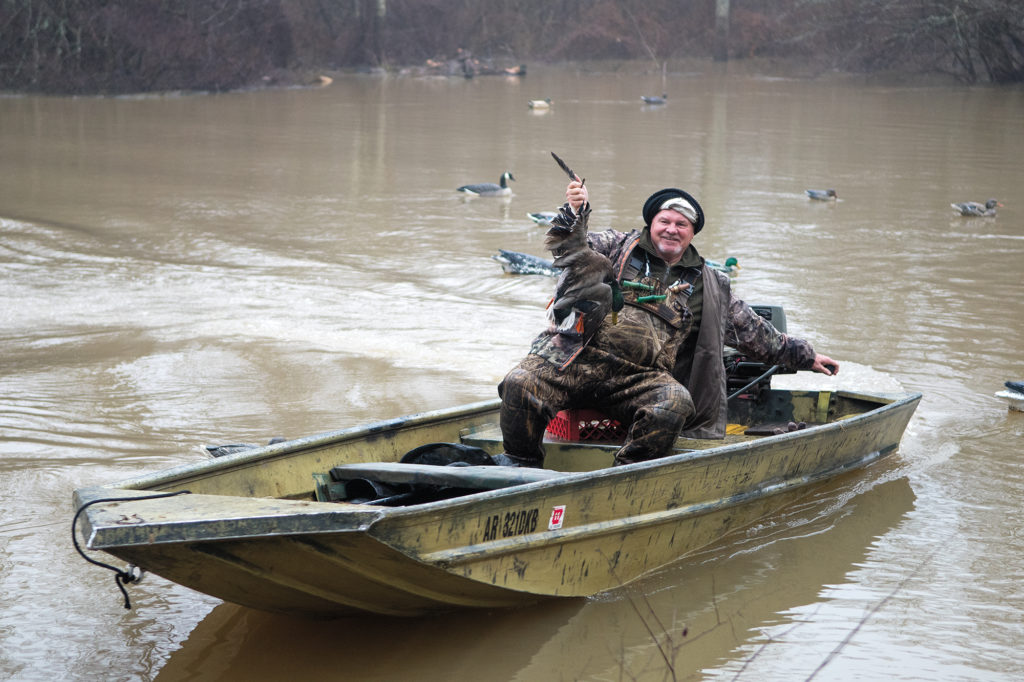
[
  {"left": 995, "top": 380, "right": 1024, "bottom": 411},
  {"left": 492, "top": 249, "right": 560, "bottom": 277},
  {"left": 706, "top": 257, "right": 740, "bottom": 274},
  {"left": 641, "top": 93, "right": 668, "bottom": 105},
  {"left": 456, "top": 171, "right": 515, "bottom": 196},
  {"left": 805, "top": 189, "right": 838, "bottom": 201},
  {"left": 544, "top": 152, "right": 623, "bottom": 336},
  {"left": 528, "top": 98, "right": 551, "bottom": 109},
  {"left": 206, "top": 436, "right": 287, "bottom": 458},
  {"left": 527, "top": 211, "right": 558, "bottom": 226},
  {"left": 951, "top": 199, "right": 1002, "bottom": 217}
]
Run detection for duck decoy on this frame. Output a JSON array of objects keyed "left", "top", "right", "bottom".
[
  {"left": 544, "top": 152, "right": 623, "bottom": 336},
  {"left": 527, "top": 211, "right": 558, "bottom": 226},
  {"left": 951, "top": 199, "right": 1002, "bottom": 217},
  {"left": 528, "top": 98, "right": 551, "bottom": 109},
  {"left": 641, "top": 93, "right": 668, "bottom": 105},
  {"left": 492, "top": 249, "right": 560, "bottom": 277},
  {"left": 805, "top": 189, "right": 838, "bottom": 201},
  {"left": 706, "top": 257, "right": 740, "bottom": 274},
  {"left": 206, "top": 437, "right": 287, "bottom": 458},
  {"left": 456, "top": 171, "right": 515, "bottom": 196},
  {"left": 996, "top": 380, "right": 1024, "bottom": 411}
]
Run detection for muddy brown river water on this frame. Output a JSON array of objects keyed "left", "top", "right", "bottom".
[{"left": 2, "top": 62, "right": 1022, "bottom": 680}]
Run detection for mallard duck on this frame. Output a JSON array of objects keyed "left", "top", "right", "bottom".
[
  {"left": 707, "top": 256, "right": 740, "bottom": 274},
  {"left": 996, "top": 380, "right": 1024, "bottom": 411},
  {"left": 806, "top": 189, "right": 838, "bottom": 201},
  {"left": 544, "top": 152, "right": 623, "bottom": 336},
  {"left": 528, "top": 98, "right": 551, "bottom": 109},
  {"left": 456, "top": 171, "right": 515, "bottom": 196},
  {"left": 527, "top": 211, "right": 558, "bottom": 226},
  {"left": 641, "top": 93, "right": 668, "bottom": 105},
  {"left": 492, "top": 249, "right": 559, "bottom": 277},
  {"left": 951, "top": 199, "right": 1002, "bottom": 217}
]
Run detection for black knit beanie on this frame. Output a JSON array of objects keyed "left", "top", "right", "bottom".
[{"left": 641, "top": 188, "right": 705, "bottom": 234}]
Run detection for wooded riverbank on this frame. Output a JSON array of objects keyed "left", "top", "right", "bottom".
[{"left": 3, "top": 0, "right": 1022, "bottom": 95}]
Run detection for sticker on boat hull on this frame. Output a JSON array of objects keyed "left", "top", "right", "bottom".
[{"left": 548, "top": 505, "right": 565, "bottom": 530}]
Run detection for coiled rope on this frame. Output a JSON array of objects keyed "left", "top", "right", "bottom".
[{"left": 71, "top": 490, "right": 191, "bottom": 609}]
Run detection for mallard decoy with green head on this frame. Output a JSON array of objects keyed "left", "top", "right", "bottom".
[
  {"left": 706, "top": 257, "right": 740, "bottom": 274},
  {"left": 456, "top": 171, "right": 515, "bottom": 196},
  {"left": 951, "top": 199, "right": 1002, "bottom": 217}
]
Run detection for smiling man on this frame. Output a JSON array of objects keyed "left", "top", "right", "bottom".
[{"left": 497, "top": 181, "right": 839, "bottom": 468}]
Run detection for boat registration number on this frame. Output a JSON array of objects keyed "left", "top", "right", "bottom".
[{"left": 482, "top": 508, "right": 539, "bottom": 541}]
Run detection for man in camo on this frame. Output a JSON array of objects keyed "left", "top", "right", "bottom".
[{"left": 497, "top": 180, "right": 839, "bottom": 468}]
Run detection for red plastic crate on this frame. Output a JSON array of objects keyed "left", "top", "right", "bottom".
[{"left": 546, "top": 409, "right": 626, "bottom": 443}]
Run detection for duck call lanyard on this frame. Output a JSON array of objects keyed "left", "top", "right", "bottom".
[{"left": 617, "top": 245, "right": 698, "bottom": 327}]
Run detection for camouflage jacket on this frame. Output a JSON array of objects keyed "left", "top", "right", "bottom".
[
  {"left": 529, "top": 229, "right": 691, "bottom": 371},
  {"left": 529, "top": 228, "right": 817, "bottom": 436}
]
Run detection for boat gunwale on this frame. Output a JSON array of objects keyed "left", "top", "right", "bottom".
[
  {"left": 100, "top": 389, "right": 918, "bottom": 496},
  {"left": 78, "top": 390, "right": 921, "bottom": 550},
  {"left": 105, "top": 398, "right": 504, "bottom": 492}
]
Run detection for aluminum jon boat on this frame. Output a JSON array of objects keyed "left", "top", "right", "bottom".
[{"left": 73, "top": 383, "right": 920, "bottom": 618}]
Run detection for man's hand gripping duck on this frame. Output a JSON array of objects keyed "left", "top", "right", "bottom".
[{"left": 544, "top": 153, "right": 623, "bottom": 337}]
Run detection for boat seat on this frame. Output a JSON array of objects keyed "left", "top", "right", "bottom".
[{"left": 330, "top": 462, "right": 568, "bottom": 490}]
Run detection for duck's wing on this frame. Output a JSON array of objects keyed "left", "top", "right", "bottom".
[{"left": 544, "top": 202, "right": 589, "bottom": 255}]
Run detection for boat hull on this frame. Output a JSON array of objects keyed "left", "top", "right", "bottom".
[{"left": 74, "top": 389, "right": 920, "bottom": 616}]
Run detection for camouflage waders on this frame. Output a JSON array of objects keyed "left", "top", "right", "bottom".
[{"left": 498, "top": 349, "right": 694, "bottom": 467}]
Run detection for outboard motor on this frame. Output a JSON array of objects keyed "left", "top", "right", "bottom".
[{"left": 724, "top": 304, "right": 795, "bottom": 398}]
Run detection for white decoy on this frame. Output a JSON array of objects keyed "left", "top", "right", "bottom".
[
  {"left": 641, "top": 93, "right": 668, "bottom": 105},
  {"left": 527, "top": 211, "right": 558, "bottom": 226},
  {"left": 492, "top": 249, "right": 559, "bottom": 277},
  {"left": 995, "top": 380, "right": 1024, "bottom": 411},
  {"left": 456, "top": 171, "right": 515, "bottom": 196},
  {"left": 805, "top": 189, "right": 838, "bottom": 201},
  {"left": 528, "top": 98, "right": 551, "bottom": 109},
  {"left": 951, "top": 198, "right": 1002, "bottom": 217}
]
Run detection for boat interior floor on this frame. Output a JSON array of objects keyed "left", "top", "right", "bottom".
[{"left": 310, "top": 415, "right": 827, "bottom": 506}]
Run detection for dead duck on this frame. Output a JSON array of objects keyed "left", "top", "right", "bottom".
[
  {"left": 806, "top": 189, "right": 838, "bottom": 201},
  {"left": 544, "top": 153, "right": 623, "bottom": 336},
  {"left": 951, "top": 199, "right": 1002, "bottom": 217},
  {"left": 456, "top": 171, "right": 515, "bottom": 196}
]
